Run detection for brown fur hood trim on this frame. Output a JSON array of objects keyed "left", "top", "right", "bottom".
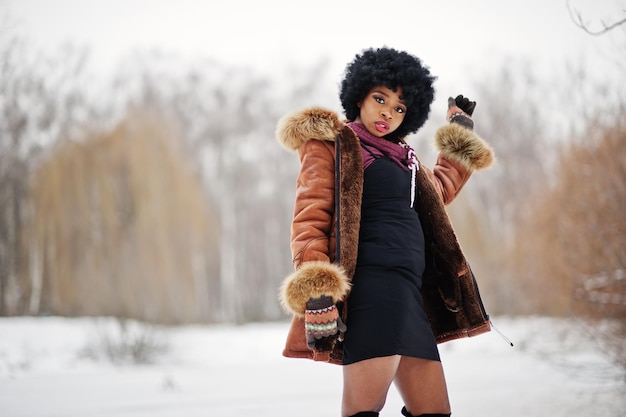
[
  {"left": 276, "top": 107, "right": 344, "bottom": 151},
  {"left": 435, "top": 123, "right": 495, "bottom": 171},
  {"left": 279, "top": 261, "right": 351, "bottom": 318}
]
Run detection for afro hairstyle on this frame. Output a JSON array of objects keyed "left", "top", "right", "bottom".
[{"left": 339, "top": 47, "right": 437, "bottom": 140}]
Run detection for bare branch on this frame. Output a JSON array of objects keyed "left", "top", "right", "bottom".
[{"left": 567, "top": 0, "right": 626, "bottom": 36}]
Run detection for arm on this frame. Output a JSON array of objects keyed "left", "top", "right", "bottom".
[
  {"left": 426, "top": 95, "right": 495, "bottom": 205},
  {"left": 280, "top": 139, "right": 350, "bottom": 318},
  {"left": 291, "top": 140, "right": 335, "bottom": 268}
]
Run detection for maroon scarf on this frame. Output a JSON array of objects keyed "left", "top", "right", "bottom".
[{"left": 347, "top": 122, "right": 415, "bottom": 171}]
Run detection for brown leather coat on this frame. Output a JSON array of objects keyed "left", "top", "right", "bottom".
[{"left": 276, "top": 107, "right": 495, "bottom": 364}]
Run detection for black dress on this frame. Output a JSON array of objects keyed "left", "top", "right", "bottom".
[{"left": 342, "top": 156, "right": 440, "bottom": 365}]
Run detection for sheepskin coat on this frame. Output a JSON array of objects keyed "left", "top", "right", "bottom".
[{"left": 276, "top": 107, "right": 494, "bottom": 364}]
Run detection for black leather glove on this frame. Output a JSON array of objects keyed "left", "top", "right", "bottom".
[
  {"left": 447, "top": 94, "right": 476, "bottom": 129},
  {"left": 304, "top": 295, "right": 346, "bottom": 351}
]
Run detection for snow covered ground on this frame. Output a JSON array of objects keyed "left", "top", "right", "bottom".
[{"left": 0, "top": 316, "right": 624, "bottom": 417}]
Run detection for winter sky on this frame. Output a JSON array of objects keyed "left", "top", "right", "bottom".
[{"left": 2, "top": 0, "right": 624, "bottom": 91}]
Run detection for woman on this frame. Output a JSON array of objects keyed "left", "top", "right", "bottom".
[{"left": 276, "top": 47, "right": 495, "bottom": 417}]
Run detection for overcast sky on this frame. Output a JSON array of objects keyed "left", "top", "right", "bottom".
[{"left": 2, "top": 0, "right": 624, "bottom": 102}]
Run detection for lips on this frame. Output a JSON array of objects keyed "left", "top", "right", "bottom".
[{"left": 374, "top": 121, "right": 389, "bottom": 133}]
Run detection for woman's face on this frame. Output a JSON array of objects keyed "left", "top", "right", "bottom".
[{"left": 356, "top": 86, "right": 407, "bottom": 138}]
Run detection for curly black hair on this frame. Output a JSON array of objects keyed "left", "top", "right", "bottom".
[{"left": 339, "top": 47, "right": 437, "bottom": 140}]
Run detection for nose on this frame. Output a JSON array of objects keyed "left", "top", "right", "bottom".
[{"left": 380, "top": 109, "right": 391, "bottom": 119}]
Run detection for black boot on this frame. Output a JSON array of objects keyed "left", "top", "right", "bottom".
[
  {"left": 349, "top": 412, "right": 379, "bottom": 417},
  {"left": 401, "top": 406, "right": 450, "bottom": 417}
]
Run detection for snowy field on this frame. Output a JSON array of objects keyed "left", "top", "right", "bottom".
[{"left": 1, "top": 316, "right": 624, "bottom": 417}]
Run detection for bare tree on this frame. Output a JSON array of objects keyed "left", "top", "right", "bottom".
[
  {"left": 523, "top": 113, "right": 626, "bottom": 369},
  {"left": 29, "top": 109, "right": 220, "bottom": 323},
  {"left": 0, "top": 23, "right": 93, "bottom": 315}
]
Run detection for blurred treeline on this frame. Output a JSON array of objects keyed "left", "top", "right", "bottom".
[
  {"left": 0, "top": 19, "right": 624, "bottom": 362},
  {"left": 0, "top": 23, "right": 337, "bottom": 324}
]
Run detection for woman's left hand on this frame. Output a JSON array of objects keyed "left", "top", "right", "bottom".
[{"left": 447, "top": 94, "right": 476, "bottom": 129}]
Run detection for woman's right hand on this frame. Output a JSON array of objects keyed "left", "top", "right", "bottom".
[{"left": 305, "top": 295, "right": 346, "bottom": 351}]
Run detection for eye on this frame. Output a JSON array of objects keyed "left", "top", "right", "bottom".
[
  {"left": 395, "top": 106, "right": 406, "bottom": 114},
  {"left": 373, "top": 95, "right": 384, "bottom": 104}
]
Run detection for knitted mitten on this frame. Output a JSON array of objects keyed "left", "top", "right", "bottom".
[{"left": 305, "top": 295, "right": 346, "bottom": 350}]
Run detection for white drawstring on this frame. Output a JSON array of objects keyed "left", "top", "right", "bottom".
[
  {"left": 410, "top": 164, "right": 416, "bottom": 208},
  {"left": 404, "top": 144, "right": 418, "bottom": 208}
]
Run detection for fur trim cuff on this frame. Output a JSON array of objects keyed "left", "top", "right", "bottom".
[
  {"left": 279, "top": 261, "right": 351, "bottom": 317},
  {"left": 276, "top": 107, "right": 343, "bottom": 151},
  {"left": 435, "top": 123, "right": 495, "bottom": 171}
]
